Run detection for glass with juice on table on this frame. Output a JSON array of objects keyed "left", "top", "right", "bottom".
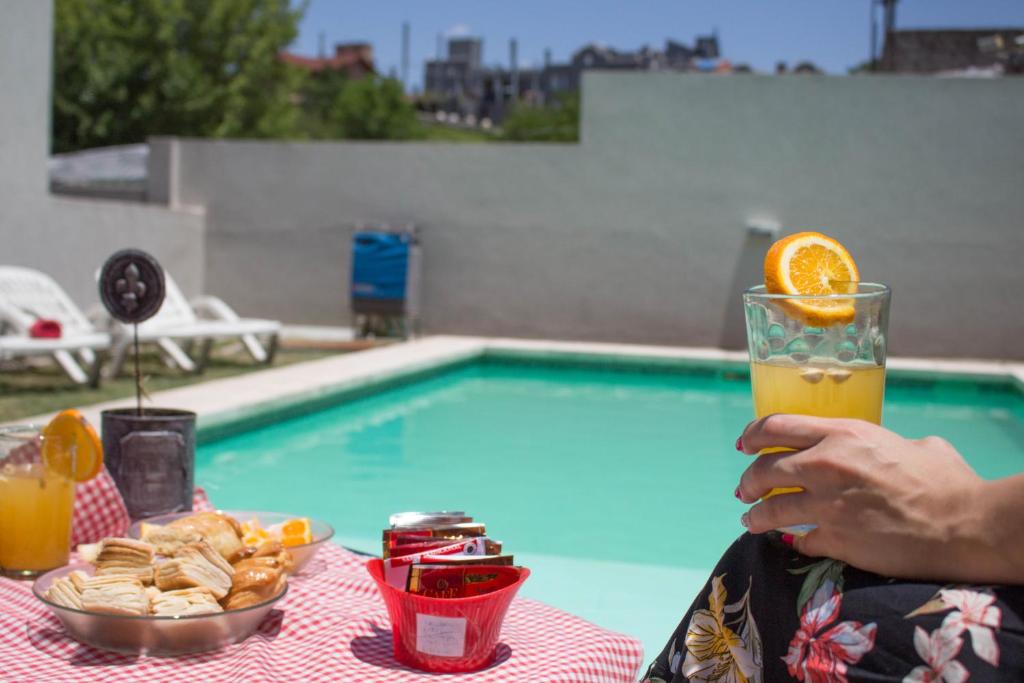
[
  {"left": 0, "top": 411, "right": 103, "bottom": 578},
  {"left": 743, "top": 232, "right": 890, "bottom": 530}
]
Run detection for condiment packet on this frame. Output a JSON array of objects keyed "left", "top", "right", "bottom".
[
  {"left": 383, "top": 524, "right": 487, "bottom": 558},
  {"left": 408, "top": 565, "right": 521, "bottom": 599},
  {"left": 383, "top": 537, "right": 495, "bottom": 588}
]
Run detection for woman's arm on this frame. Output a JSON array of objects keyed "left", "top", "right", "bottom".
[
  {"left": 735, "top": 414, "right": 1024, "bottom": 584},
  {"left": 974, "top": 473, "right": 1024, "bottom": 584}
]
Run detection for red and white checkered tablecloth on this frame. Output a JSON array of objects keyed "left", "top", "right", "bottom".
[{"left": 0, "top": 469, "right": 645, "bottom": 682}]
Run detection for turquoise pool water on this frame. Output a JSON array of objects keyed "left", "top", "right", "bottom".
[{"left": 195, "top": 358, "right": 1024, "bottom": 660}]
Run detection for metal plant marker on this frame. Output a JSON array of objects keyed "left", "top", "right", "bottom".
[{"left": 99, "top": 249, "right": 166, "bottom": 415}]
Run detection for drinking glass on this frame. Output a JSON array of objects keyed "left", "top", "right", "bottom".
[
  {"left": 0, "top": 426, "right": 77, "bottom": 578},
  {"left": 742, "top": 283, "right": 891, "bottom": 531}
]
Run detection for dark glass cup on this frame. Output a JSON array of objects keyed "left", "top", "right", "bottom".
[{"left": 101, "top": 408, "right": 196, "bottom": 521}]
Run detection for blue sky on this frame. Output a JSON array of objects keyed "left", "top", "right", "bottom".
[{"left": 290, "top": 1, "right": 1024, "bottom": 88}]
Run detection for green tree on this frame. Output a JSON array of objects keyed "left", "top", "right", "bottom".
[
  {"left": 53, "top": 0, "right": 306, "bottom": 152},
  {"left": 501, "top": 92, "right": 580, "bottom": 142},
  {"left": 298, "top": 67, "right": 350, "bottom": 138},
  {"left": 325, "top": 76, "right": 417, "bottom": 140}
]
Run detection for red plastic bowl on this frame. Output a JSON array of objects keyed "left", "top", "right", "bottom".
[{"left": 366, "top": 559, "right": 530, "bottom": 673}]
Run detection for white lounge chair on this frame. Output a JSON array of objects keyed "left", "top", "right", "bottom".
[
  {"left": 0, "top": 267, "right": 110, "bottom": 386},
  {"left": 105, "top": 273, "right": 281, "bottom": 377}
]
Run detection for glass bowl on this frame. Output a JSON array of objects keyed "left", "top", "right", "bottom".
[
  {"left": 127, "top": 510, "right": 335, "bottom": 574},
  {"left": 32, "top": 562, "right": 288, "bottom": 656}
]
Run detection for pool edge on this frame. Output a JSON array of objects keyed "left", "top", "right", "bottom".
[
  {"left": 196, "top": 340, "right": 1022, "bottom": 444},
  {"left": 14, "top": 335, "right": 1021, "bottom": 435}
]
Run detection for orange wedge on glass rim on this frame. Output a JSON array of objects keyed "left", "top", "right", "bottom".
[
  {"left": 763, "top": 231, "right": 860, "bottom": 326},
  {"left": 41, "top": 409, "right": 103, "bottom": 482}
]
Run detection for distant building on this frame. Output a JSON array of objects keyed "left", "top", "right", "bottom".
[
  {"left": 879, "top": 29, "right": 1024, "bottom": 75},
  {"left": 280, "top": 42, "right": 376, "bottom": 80},
  {"left": 447, "top": 37, "right": 483, "bottom": 69},
  {"left": 423, "top": 33, "right": 726, "bottom": 122},
  {"left": 424, "top": 37, "right": 486, "bottom": 114},
  {"left": 572, "top": 43, "right": 646, "bottom": 70},
  {"left": 541, "top": 64, "right": 577, "bottom": 94}
]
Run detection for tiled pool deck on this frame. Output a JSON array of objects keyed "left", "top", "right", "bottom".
[{"left": 20, "top": 335, "right": 1024, "bottom": 431}]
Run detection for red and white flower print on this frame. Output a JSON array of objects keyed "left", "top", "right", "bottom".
[
  {"left": 938, "top": 589, "right": 1001, "bottom": 667},
  {"left": 783, "top": 579, "right": 878, "bottom": 683},
  {"left": 903, "top": 625, "right": 968, "bottom": 683}
]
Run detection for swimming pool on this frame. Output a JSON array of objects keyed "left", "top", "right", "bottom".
[{"left": 194, "top": 354, "right": 1024, "bottom": 659}]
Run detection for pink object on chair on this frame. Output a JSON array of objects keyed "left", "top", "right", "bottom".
[{"left": 28, "top": 319, "right": 62, "bottom": 339}]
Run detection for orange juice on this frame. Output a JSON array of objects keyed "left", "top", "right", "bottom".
[
  {"left": 751, "top": 360, "right": 885, "bottom": 425},
  {"left": 751, "top": 360, "right": 884, "bottom": 498},
  {"left": 0, "top": 463, "right": 75, "bottom": 574}
]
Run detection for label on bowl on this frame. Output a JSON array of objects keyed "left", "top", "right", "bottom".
[{"left": 415, "top": 613, "right": 466, "bottom": 657}]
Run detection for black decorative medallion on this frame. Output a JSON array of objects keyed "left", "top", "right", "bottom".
[{"left": 99, "top": 249, "right": 166, "bottom": 324}]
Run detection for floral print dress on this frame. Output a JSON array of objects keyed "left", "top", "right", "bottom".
[{"left": 642, "top": 533, "right": 1024, "bottom": 682}]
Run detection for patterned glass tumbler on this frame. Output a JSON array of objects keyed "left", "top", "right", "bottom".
[{"left": 742, "top": 283, "right": 891, "bottom": 533}]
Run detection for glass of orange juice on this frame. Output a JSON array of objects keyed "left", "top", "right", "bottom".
[
  {"left": 742, "top": 282, "right": 890, "bottom": 532},
  {"left": 0, "top": 426, "right": 77, "bottom": 578}
]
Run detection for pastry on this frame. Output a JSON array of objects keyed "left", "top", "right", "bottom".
[
  {"left": 96, "top": 537, "right": 154, "bottom": 565},
  {"left": 45, "top": 572, "right": 86, "bottom": 610},
  {"left": 222, "top": 557, "right": 286, "bottom": 610},
  {"left": 151, "top": 588, "right": 223, "bottom": 616},
  {"left": 251, "top": 540, "right": 295, "bottom": 574},
  {"left": 79, "top": 575, "right": 149, "bottom": 616},
  {"left": 168, "top": 512, "right": 245, "bottom": 562},
  {"left": 187, "top": 540, "right": 235, "bottom": 577},
  {"left": 67, "top": 569, "right": 88, "bottom": 592},
  {"left": 42, "top": 512, "right": 298, "bottom": 619},
  {"left": 155, "top": 541, "right": 233, "bottom": 598},
  {"left": 93, "top": 537, "right": 156, "bottom": 585},
  {"left": 76, "top": 542, "right": 101, "bottom": 563},
  {"left": 95, "top": 565, "right": 154, "bottom": 584},
  {"left": 139, "top": 523, "right": 202, "bottom": 556}
]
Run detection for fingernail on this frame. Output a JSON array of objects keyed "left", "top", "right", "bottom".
[
  {"left": 781, "top": 533, "right": 794, "bottom": 547},
  {"left": 735, "top": 436, "right": 743, "bottom": 451},
  {"left": 740, "top": 512, "right": 750, "bottom": 528},
  {"left": 734, "top": 487, "right": 742, "bottom": 500}
]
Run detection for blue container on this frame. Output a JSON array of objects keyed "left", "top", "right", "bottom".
[
  {"left": 351, "top": 231, "right": 412, "bottom": 301},
  {"left": 350, "top": 229, "right": 421, "bottom": 330}
]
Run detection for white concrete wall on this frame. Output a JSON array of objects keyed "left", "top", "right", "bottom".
[
  {"left": 0, "top": 0, "right": 205, "bottom": 308},
  {"left": 169, "top": 73, "right": 1024, "bottom": 359},
  {"left": 0, "top": 1, "right": 50, "bottom": 203}
]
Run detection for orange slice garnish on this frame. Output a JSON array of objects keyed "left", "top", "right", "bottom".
[
  {"left": 764, "top": 231, "right": 860, "bottom": 326},
  {"left": 276, "top": 518, "right": 313, "bottom": 547},
  {"left": 240, "top": 519, "right": 272, "bottom": 547},
  {"left": 41, "top": 409, "right": 103, "bottom": 482}
]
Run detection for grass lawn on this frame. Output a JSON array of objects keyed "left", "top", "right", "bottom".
[
  {"left": 0, "top": 345, "right": 340, "bottom": 423},
  {"left": 417, "top": 123, "right": 499, "bottom": 142}
]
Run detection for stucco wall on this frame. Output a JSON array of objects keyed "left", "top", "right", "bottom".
[
  {"left": 170, "top": 73, "right": 1024, "bottom": 359},
  {"left": 0, "top": 0, "right": 205, "bottom": 307}
]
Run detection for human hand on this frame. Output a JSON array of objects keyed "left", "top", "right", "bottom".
[{"left": 735, "top": 414, "right": 1018, "bottom": 583}]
